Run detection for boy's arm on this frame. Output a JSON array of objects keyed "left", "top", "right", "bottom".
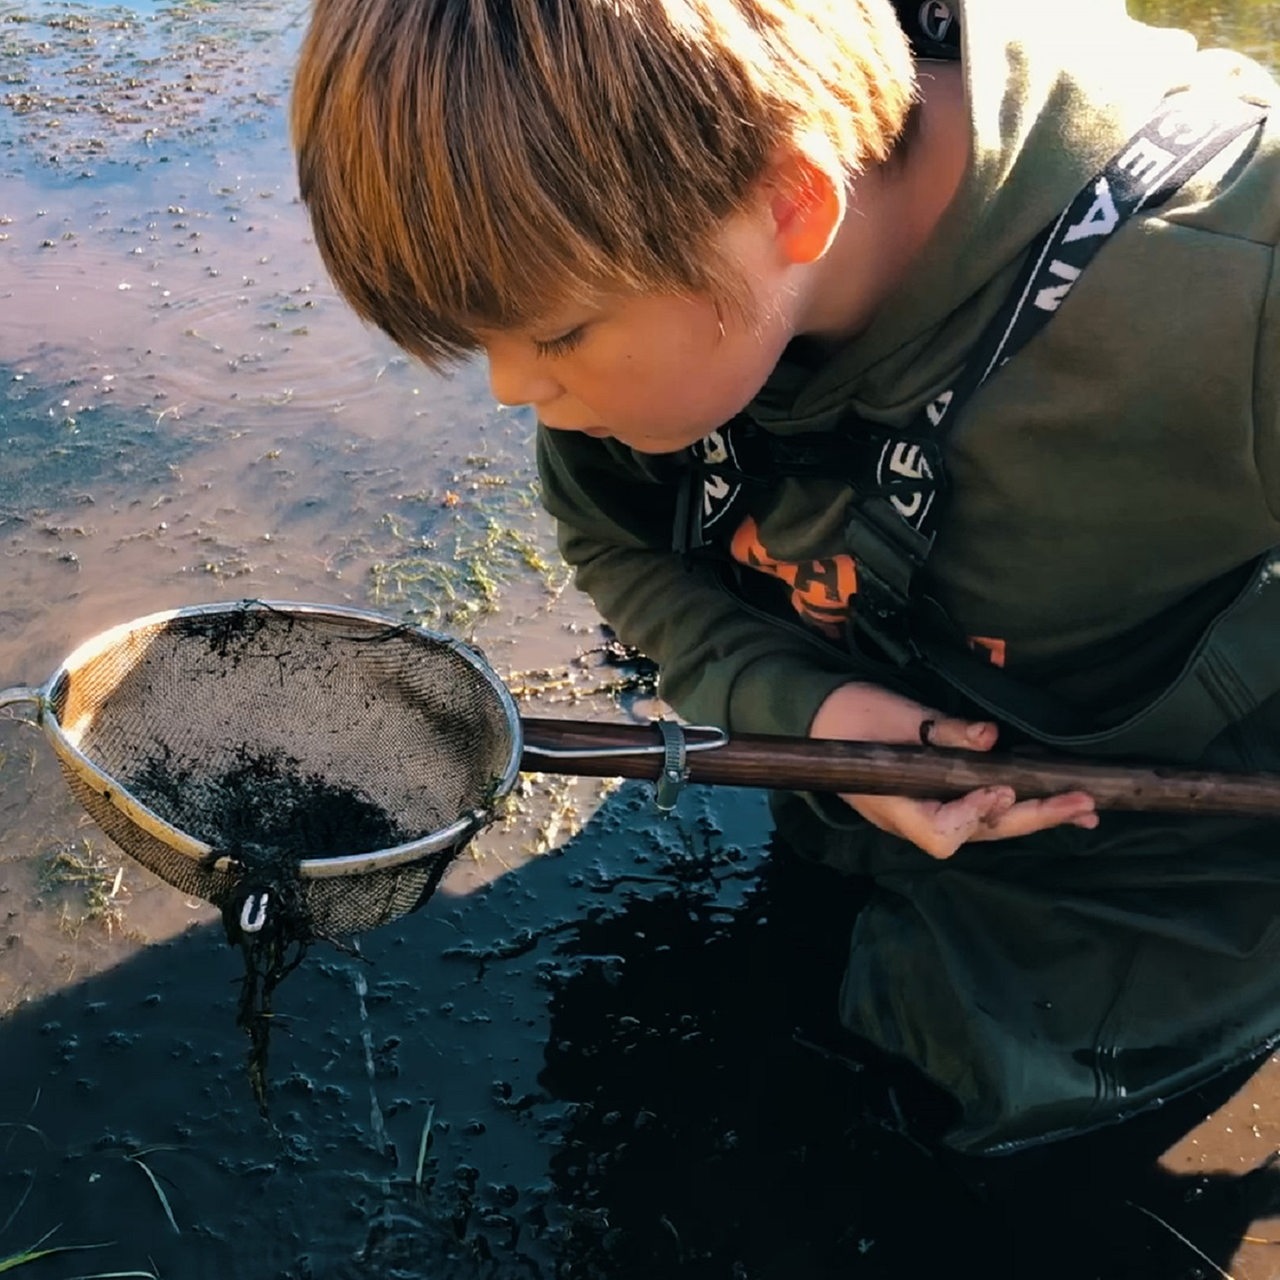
[
  {"left": 539, "top": 426, "right": 1099, "bottom": 856},
  {"left": 560, "top": 534, "right": 858, "bottom": 736},
  {"left": 538, "top": 426, "right": 855, "bottom": 737}
]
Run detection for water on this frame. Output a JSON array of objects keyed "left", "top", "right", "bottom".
[{"left": 1, "top": 2, "right": 1278, "bottom": 1277}]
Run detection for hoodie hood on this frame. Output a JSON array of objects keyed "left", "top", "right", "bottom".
[{"left": 749, "top": 0, "right": 1211, "bottom": 427}]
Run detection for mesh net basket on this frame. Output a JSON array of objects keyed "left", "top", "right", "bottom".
[{"left": 30, "top": 601, "right": 522, "bottom": 937}]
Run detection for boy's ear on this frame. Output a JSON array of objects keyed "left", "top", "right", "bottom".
[{"left": 765, "top": 152, "right": 845, "bottom": 266}]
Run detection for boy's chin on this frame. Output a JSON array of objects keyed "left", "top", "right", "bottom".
[
  {"left": 614, "top": 427, "right": 721, "bottom": 455},
  {"left": 553, "top": 419, "right": 722, "bottom": 455}
]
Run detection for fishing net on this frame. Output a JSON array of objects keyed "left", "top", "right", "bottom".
[{"left": 2, "top": 601, "right": 523, "bottom": 1106}]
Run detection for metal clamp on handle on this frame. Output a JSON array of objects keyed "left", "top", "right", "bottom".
[
  {"left": 653, "top": 719, "right": 689, "bottom": 813},
  {"left": 522, "top": 723, "right": 727, "bottom": 761}
]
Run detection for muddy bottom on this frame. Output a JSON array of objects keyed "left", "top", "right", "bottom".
[{"left": 2, "top": 782, "right": 1280, "bottom": 1279}]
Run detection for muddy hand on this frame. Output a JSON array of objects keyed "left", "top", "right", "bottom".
[{"left": 808, "top": 682, "right": 1098, "bottom": 859}]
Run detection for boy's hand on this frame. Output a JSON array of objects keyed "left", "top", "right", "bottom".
[{"left": 809, "top": 682, "right": 1098, "bottom": 859}]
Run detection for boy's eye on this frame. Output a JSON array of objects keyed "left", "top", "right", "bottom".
[{"left": 533, "top": 326, "right": 586, "bottom": 359}]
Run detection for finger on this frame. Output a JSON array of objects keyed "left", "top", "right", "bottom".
[
  {"left": 966, "top": 791, "right": 1099, "bottom": 843},
  {"left": 918, "top": 716, "right": 999, "bottom": 753},
  {"left": 852, "top": 786, "right": 1017, "bottom": 859},
  {"left": 929, "top": 785, "right": 1019, "bottom": 849}
]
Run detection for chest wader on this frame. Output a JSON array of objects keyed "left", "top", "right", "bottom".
[{"left": 679, "top": 92, "right": 1279, "bottom": 1153}]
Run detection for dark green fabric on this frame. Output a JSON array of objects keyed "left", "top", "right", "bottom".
[
  {"left": 773, "top": 783, "right": 1280, "bottom": 1157},
  {"left": 776, "top": 782, "right": 1280, "bottom": 1154},
  {"left": 777, "top": 555, "right": 1280, "bottom": 1152},
  {"left": 534, "top": 0, "right": 1280, "bottom": 1155}
]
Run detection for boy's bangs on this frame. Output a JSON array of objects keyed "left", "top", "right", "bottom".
[
  {"left": 320, "top": 139, "right": 681, "bottom": 365},
  {"left": 292, "top": 0, "right": 788, "bottom": 362},
  {"left": 368, "top": 175, "right": 621, "bottom": 363},
  {"left": 293, "top": 0, "right": 914, "bottom": 365}
]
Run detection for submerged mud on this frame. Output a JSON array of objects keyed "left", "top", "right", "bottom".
[{"left": 3, "top": 782, "right": 1280, "bottom": 1278}]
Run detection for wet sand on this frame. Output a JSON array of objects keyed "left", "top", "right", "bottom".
[{"left": 5, "top": 1, "right": 1280, "bottom": 1276}]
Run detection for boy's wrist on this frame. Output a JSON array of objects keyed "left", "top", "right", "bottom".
[{"left": 728, "top": 659, "right": 853, "bottom": 739}]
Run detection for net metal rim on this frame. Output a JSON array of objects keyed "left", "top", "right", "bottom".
[{"left": 32, "top": 599, "right": 525, "bottom": 879}]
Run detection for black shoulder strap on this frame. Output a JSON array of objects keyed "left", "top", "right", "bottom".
[{"left": 844, "top": 90, "right": 1268, "bottom": 671}]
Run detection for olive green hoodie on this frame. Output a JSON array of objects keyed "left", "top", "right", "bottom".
[
  {"left": 539, "top": 0, "right": 1280, "bottom": 743},
  {"left": 537, "top": 1, "right": 1280, "bottom": 1154}
]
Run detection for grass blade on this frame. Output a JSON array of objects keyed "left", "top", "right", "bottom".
[
  {"left": 128, "top": 1159, "right": 179, "bottom": 1236},
  {"left": 414, "top": 1103, "right": 436, "bottom": 1188},
  {"left": 0, "top": 1173, "right": 35, "bottom": 1239},
  {"left": 64, "top": 1272, "right": 159, "bottom": 1279},
  {"left": 0, "top": 1240, "right": 110, "bottom": 1273}
]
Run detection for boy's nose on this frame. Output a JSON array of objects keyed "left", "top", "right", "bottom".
[{"left": 486, "top": 348, "right": 561, "bottom": 411}]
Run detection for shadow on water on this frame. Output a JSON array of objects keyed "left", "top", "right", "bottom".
[
  {"left": 538, "top": 845, "right": 1280, "bottom": 1280},
  {"left": 3, "top": 779, "right": 1280, "bottom": 1279}
]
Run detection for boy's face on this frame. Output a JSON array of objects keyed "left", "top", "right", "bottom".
[{"left": 479, "top": 211, "right": 804, "bottom": 455}]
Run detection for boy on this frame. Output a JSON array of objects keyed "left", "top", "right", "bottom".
[{"left": 291, "top": 0, "right": 1280, "bottom": 1153}]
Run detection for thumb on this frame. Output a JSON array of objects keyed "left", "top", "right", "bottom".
[{"left": 921, "top": 716, "right": 999, "bottom": 752}]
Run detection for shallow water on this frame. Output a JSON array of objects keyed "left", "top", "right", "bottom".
[{"left": 2, "top": 1, "right": 1280, "bottom": 1277}]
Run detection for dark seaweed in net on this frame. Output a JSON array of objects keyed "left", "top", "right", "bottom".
[
  {"left": 131, "top": 746, "right": 409, "bottom": 1113},
  {"left": 131, "top": 745, "right": 408, "bottom": 860}
]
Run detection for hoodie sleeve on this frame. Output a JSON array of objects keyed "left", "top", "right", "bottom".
[{"left": 537, "top": 426, "right": 859, "bottom": 736}]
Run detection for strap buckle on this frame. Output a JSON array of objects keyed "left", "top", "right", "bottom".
[
  {"left": 654, "top": 719, "right": 689, "bottom": 812},
  {"left": 844, "top": 496, "right": 933, "bottom": 666}
]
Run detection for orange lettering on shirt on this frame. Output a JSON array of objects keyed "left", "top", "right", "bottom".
[
  {"left": 730, "top": 516, "right": 857, "bottom": 638},
  {"left": 970, "top": 636, "right": 1007, "bottom": 668},
  {"left": 729, "top": 515, "right": 1009, "bottom": 661}
]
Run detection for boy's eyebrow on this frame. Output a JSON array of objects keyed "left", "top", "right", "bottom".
[
  {"left": 542, "top": 290, "right": 611, "bottom": 321},
  {"left": 482, "top": 296, "right": 612, "bottom": 339},
  {"left": 535, "top": 306, "right": 605, "bottom": 334}
]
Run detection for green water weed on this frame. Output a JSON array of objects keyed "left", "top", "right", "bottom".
[
  {"left": 37, "top": 838, "right": 127, "bottom": 938},
  {"left": 0, "top": 1228, "right": 108, "bottom": 1273},
  {"left": 367, "top": 472, "right": 567, "bottom": 630}
]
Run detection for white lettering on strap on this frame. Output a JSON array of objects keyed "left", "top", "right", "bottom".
[
  {"left": 1033, "top": 260, "right": 1082, "bottom": 312},
  {"left": 885, "top": 441, "right": 933, "bottom": 520},
  {"left": 926, "top": 389, "right": 954, "bottom": 427},
  {"left": 888, "top": 441, "right": 933, "bottom": 482},
  {"left": 1155, "top": 103, "right": 1217, "bottom": 150},
  {"left": 698, "top": 426, "right": 740, "bottom": 525},
  {"left": 702, "top": 473, "right": 731, "bottom": 517},
  {"left": 1062, "top": 177, "right": 1120, "bottom": 243},
  {"left": 1116, "top": 136, "right": 1179, "bottom": 190},
  {"left": 891, "top": 491, "right": 924, "bottom": 520},
  {"left": 702, "top": 427, "right": 729, "bottom": 465}
]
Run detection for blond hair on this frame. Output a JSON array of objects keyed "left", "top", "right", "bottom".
[{"left": 292, "top": 0, "right": 915, "bottom": 365}]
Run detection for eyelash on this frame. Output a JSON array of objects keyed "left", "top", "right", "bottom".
[{"left": 533, "top": 327, "right": 586, "bottom": 359}]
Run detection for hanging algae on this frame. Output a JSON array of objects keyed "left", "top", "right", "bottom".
[{"left": 130, "top": 744, "right": 409, "bottom": 1113}]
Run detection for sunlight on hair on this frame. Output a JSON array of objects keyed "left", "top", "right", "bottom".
[{"left": 292, "top": 0, "right": 915, "bottom": 366}]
